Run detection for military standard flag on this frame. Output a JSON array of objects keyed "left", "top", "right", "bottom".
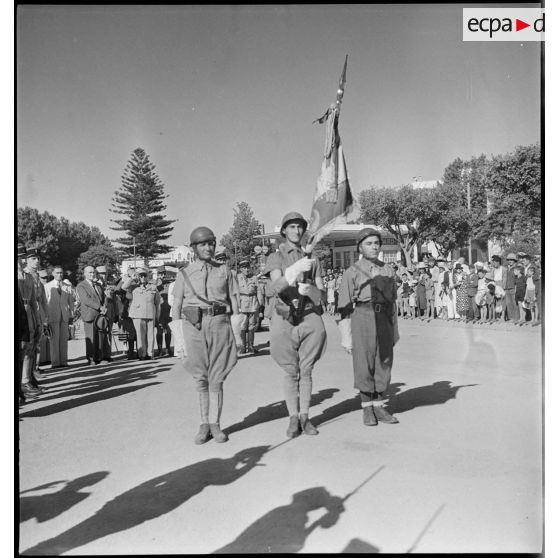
[{"left": 306, "top": 55, "right": 354, "bottom": 251}]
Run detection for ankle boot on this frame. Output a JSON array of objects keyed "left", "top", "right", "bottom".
[
  {"left": 209, "top": 423, "right": 228, "bottom": 443},
  {"left": 248, "top": 331, "right": 257, "bottom": 354},
  {"left": 373, "top": 403, "right": 399, "bottom": 424},
  {"left": 286, "top": 415, "right": 301, "bottom": 438},
  {"left": 300, "top": 414, "right": 318, "bottom": 435},
  {"left": 239, "top": 331, "right": 247, "bottom": 355},
  {"left": 194, "top": 423, "right": 211, "bottom": 445},
  {"left": 362, "top": 405, "right": 377, "bottom": 426}
]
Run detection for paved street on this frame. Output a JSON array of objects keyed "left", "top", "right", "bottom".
[{"left": 19, "top": 316, "right": 543, "bottom": 555}]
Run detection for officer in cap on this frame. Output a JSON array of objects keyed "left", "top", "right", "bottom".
[
  {"left": 236, "top": 258, "right": 262, "bottom": 355},
  {"left": 128, "top": 267, "right": 160, "bottom": 360},
  {"left": 337, "top": 228, "right": 400, "bottom": 426},
  {"left": 151, "top": 265, "right": 172, "bottom": 357},
  {"left": 172, "top": 226, "right": 239, "bottom": 444},
  {"left": 263, "top": 212, "right": 327, "bottom": 438},
  {"left": 17, "top": 244, "right": 45, "bottom": 399}
]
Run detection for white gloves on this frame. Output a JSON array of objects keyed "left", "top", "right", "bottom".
[
  {"left": 298, "top": 283, "right": 322, "bottom": 306},
  {"left": 338, "top": 318, "right": 352, "bottom": 354},
  {"left": 284, "top": 257, "right": 315, "bottom": 286}
]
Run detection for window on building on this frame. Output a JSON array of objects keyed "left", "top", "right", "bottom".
[
  {"left": 343, "top": 251, "right": 351, "bottom": 269},
  {"left": 335, "top": 252, "right": 342, "bottom": 269}
]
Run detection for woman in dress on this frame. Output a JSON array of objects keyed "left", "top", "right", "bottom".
[{"left": 454, "top": 264, "right": 469, "bottom": 321}]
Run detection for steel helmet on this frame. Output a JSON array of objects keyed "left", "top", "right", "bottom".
[
  {"left": 357, "top": 227, "right": 382, "bottom": 248},
  {"left": 280, "top": 212, "right": 308, "bottom": 236},
  {"left": 189, "top": 226, "right": 216, "bottom": 245}
]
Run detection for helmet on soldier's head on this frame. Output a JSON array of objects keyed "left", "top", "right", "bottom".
[
  {"left": 280, "top": 212, "right": 308, "bottom": 236},
  {"left": 189, "top": 226, "right": 216, "bottom": 246},
  {"left": 357, "top": 227, "right": 382, "bottom": 248}
]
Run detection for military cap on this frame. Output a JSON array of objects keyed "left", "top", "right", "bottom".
[
  {"left": 280, "top": 212, "right": 308, "bottom": 236},
  {"left": 190, "top": 226, "right": 216, "bottom": 245},
  {"left": 17, "top": 243, "right": 26, "bottom": 258},
  {"left": 238, "top": 259, "right": 250, "bottom": 268},
  {"left": 215, "top": 250, "right": 227, "bottom": 261},
  {"left": 506, "top": 253, "right": 517, "bottom": 261},
  {"left": 38, "top": 269, "right": 48, "bottom": 278},
  {"left": 356, "top": 227, "right": 382, "bottom": 248},
  {"left": 136, "top": 267, "right": 148, "bottom": 276},
  {"left": 26, "top": 247, "right": 39, "bottom": 258},
  {"left": 454, "top": 263, "right": 462, "bottom": 270},
  {"left": 96, "top": 265, "right": 107, "bottom": 273}
]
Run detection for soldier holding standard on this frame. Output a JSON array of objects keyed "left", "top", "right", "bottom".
[
  {"left": 172, "top": 226, "right": 239, "bottom": 444},
  {"left": 337, "top": 228, "right": 400, "bottom": 426},
  {"left": 264, "top": 212, "right": 327, "bottom": 438}
]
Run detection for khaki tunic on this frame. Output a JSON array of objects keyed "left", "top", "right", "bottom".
[{"left": 338, "top": 258, "right": 399, "bottom": 394}]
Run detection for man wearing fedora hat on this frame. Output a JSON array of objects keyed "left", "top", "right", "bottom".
[
  {"left": 37, "top": 268, "right": 52, "bottom": 368},
  {"left": 172, "top": 226, "right": 240, "bottom": 444},
  {"left": 77, "top": 265, "right": 108, "bottom": 365},
  {"left": 45, "top": 266, "right": 73, "bottom": 368},
  {"left": 263, "top": 212, "right": 327, "bottom": 438},
  {"left": 338, "top": 228, "right": 400, "bottom": 427}
]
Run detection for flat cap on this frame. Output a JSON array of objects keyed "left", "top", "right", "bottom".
[
  {"left": 26, "top": 247, "right": 39, "bottom": 258},
  {"left": 506, "top": 253, "right": 517, "bottom": 261},
  {"left": 238, "top": 259, "right": 250, "bottom": 267},
  {"left": 38, "top": 269, "right": 48, "bottom": 278},
  {"left": 136, "top": 267, "right": 148, "bottom": 275},
  {"left": 17, "top": 243, "right": 26, "bottom": 258}
]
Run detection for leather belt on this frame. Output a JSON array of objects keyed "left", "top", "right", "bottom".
[
  {"left": 356, "top": 301, "right": 388, "bottom": 313},
  {"left": 187, "top": 305, "right": 228, "bottom": 317}
]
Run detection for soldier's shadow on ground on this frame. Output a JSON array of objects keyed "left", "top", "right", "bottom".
[
  {"left": 20, "top": 446, "right": 271, "bottom": 556},
  {"left": 385, "top": 381, "right": 478, "bottom": 414},
  {"left": 20, "top": 472, "right": 109, "bottom": 524},
  {"left": 223, "top": 388, "right": 339, "bottom": 435},
  {"left": 311, "top": 381, "right": 478, "bottom": 426},
  {"left": 19, "top": 362, "right": 173, "bottom": 419},
  {"left": 212, "top": 486, "right": 346, "bottom": 553}
]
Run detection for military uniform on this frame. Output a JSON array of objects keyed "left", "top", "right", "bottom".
[
  {"left": 237, "top": 266, "right": 262, "bottom": 355},
  {"left": 264, "top": 212, "right": 327, "bottom": 438},
  {"left": 128, "top": 276, "right": 160, "bottom": 359},
  {"left": 337, "top": 228, "right": 400, "bottom": 426},
  {"left": 172, "top": 226, "right": 239, "bottom": 445}
]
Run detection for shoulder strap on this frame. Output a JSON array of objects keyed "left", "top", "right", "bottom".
[{"left": 181, "top": 268, "right": 213, "bottom": 305}]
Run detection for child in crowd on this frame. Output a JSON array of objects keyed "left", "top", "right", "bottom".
[
  {"left": 485, "top": 282, "right": 496, "bottom": 322},
  {"left": 513, "top": 265, "right": 527, "bottom": 324},
  {"left": 408, "top": 280, "right": 417, "bottom": 319},
  {"left": 400, "top": 273, "right": 411, "bottom": 318},
  {"left": 524, "top": 266, "right": 538, "bottom": 323}
]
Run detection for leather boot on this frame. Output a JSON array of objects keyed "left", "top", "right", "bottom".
[
  {"left": 373, "top": 403, "right": 399, "bottom": 424},
  {"left": 209, "top": 423, "right": 228, "bottom": 443},
  {"left": 239, "top": 331, "right": 247, "bottom": 355},
  {"left": 300, "top": 414, "right": 319, "bottom": 435},
  {"left": 248, "top": 331, "right": 258, "bottom": 354},
  {"left": 362, "top": 405, "right": 377, "bottom": 426},
  {"left": 286, "top": 415, "right": 301, "bottom": 438},
  {"left": 194, "top": 424, "right": 211, "bottom": 445}
]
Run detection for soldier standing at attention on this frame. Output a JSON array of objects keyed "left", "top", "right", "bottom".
[
  {"left": 172, "top": 226, "right": 239, "bottom": 445},
  {"left": 237, "top": 259, "right": 262, "bottom": 356},
  {"left": 263, "top": 212, "right": 327, "bottom": 438},
  {"left": 337, "top": 228, "right": 400, "bottom": 426},
  {"left": 128, "top": 268, "right": 160, "bottom": 360}
]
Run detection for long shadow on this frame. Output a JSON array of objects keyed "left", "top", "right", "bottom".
[
  {"left": 19, "top": 382, "right": 163, "bottom": 418},
  {"left": 21, "top": 446, "right": 271, "bottom": 556},
  {"left": 33, "top": 364, "right": 172, "bottom": 403},
  {"left": 212, "top": 486, "right": 345, "bottom": 554},
  {"left": 223, "top": 388, "right": 339, "bottom": 435},
  {"left": 385, "top": 381, "right": 478, "bottom": 414},
  {"left": 20, "top": 472, "right": 109, "bottom": 523},
  {"left": 311, "top": 395, "right": 361, "bottom": 427}
]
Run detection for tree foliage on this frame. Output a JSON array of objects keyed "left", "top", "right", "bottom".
[
  {"left": 359, "top": 185, "right": 430, "bottom": 265},
  {"left": 17, "top": 206, "right": 111, "bottom": 276},
  {"left": 220, "top": 202, "right": 263, "bottom": 269},
  {"left": 76, "top": 244, "right": 123, "bottom": 277},
  {"left": 110, "top": 148, "right": 176, "bottom": 263}
]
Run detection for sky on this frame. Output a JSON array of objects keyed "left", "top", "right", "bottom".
[{"left": 17, "top": 4, "right": 541, "bottom": 246}]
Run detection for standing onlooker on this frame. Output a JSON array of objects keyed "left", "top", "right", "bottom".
[
  {"left": 128, "top": 268, "right": 161, "bottom": 360},
  {"left": 77, "top": 265, "right": 107, "bottom": 365},
  {"left": 400, "top": 273, "right": 411, "bottom": 318},
  {"left": 466, "top": 263, "right": 482, "bottom": 322},
  {"left": 453, "top": 264, "right": 469, "bottom": 320},
  {"left": 524, "top": 266, "right": 538, "bottom": 324},
  {"left": 475, "top": 267, "right": 489, "bottom": 322},
  {"left": 513, "top": 265, "right": 527, "bottom": 324},
  {"left": 326, "top": 275, "right": 336, "bottom": 315},
  {"left": 408, "top": 280, "right": 417, "bottom": 318},
  {"left": 237, "top": 259, "right": 262, "bottom": 355},
  {"left": 502, "top": 253, "right": 518, "bottom": 322},
  {"left": 415, "top": 265, "right": 427, "bottom": 319},
  {"left": 37, "top": 269, "right": 52, "bottom": 368},
  {"left": 45, "top": 266, "right": 72, "bottom": 368},
  {"left": 425, "top": 270, "right": 436, "bottom": 320}
]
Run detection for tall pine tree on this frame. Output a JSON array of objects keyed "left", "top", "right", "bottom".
[{"left": 110, "top": 148, "right": 175, "bottom": 263}]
